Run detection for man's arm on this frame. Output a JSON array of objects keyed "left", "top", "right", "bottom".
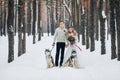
[{"left": 52, "top": 28, "right": 58, "bottom": 46}]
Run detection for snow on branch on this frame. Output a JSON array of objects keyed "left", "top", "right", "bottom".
[
  {"left": 102, "top": 10, "right": 106, "bottom": 19},
  {"left": 63, "top": 0, "right": 72, "bottom": 16}
]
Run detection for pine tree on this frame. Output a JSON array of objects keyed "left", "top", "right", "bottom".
[
  {"left": 38, "top": 0, "right": 42, "bottom": 41},
  {"left": 110, "top": 0, "right": 117, "bottom": 59},
  {"left": 0, "top": 0, "right": 2, "bottom": 36},
  {"left": 18, "top": 0, "right": 23, "bottom": 56},
  {"left": 47, "top": 0, "right": 50, "bottom": 36},
  {"left": 21, "top": 0, "right": 26, "bottom": 54},
  {"left": 3, "top": 0, "right": 7, "bottom": 36},
  {"left": 7, "top": 0, "right": 14, "bottom": 63},
  {"left": 27, "top": 0, "right": 32, "bottom": 36},
  {"left": 89, "top": 0, "right": 95, "bottom": 51},
  {"left": 115, "top": 0, "right": 120, "bottom": 61},
  {"left": 94, "top": 0, "right": 99, "bottom": 41},
  {"left": 99, "top": 0, "right": 106, "bottom": 54},
  {"left": 32, "top": 0, "right": 36, "bottom": 44},
  {"left": 50, "top": 0, "right": 55, "bottom": 35},
  {"left": 85, "top": 0, "right": 90, "bottom": 49}
]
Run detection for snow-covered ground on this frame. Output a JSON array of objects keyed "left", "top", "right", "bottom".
[{"left": 0, "top": 34, "right": 120, "bottom": 80}]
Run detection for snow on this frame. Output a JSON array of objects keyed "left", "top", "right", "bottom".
[
  {"left": 0, "top": 34, "right": 120, "bottom": 80},
  {"left": 102, "top": 10, "right": 106, "bottom": 19}
]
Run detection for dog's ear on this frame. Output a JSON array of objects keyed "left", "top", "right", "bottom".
[
  {"left": 45, "top": 49, "right": 50, "bottom": 52},
  {"left": 72, "top": 50, "right": 76, "bottom": 53}
]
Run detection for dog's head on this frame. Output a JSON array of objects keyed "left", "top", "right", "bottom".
[
  {"left": 71, "top": 50, "right": 77, "bottom": 58},
  {"left": 45, "top": 49, "right": 51, "bottom": 56}
]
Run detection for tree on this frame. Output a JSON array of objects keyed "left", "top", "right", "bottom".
[
  {"left": 2, "top": 0, "right": 7, "bottom": 36},
  {"left": 32, "top": 0, "right": 36, "bottom": 44},
  {"left": 7, "top": 0, "right": 14, "bottom": 63},
  {"left": 18, "top": 0, "right": 22, "bottom": 56},
  {"left": 14, "top": 0, "right": 18, "bottom": 36},
  {"left": 85, "top": 0, "right": 90, "bottom": 49},
  {"left": 1, "top": 0, "right": 3, "bottom": 36},
  {"left": 0, "top": 0, "right": 2, "bottom": 36},
  {"left": 50, "top": 0, "right": 55, "bottom": 35},
  {"left": 56, "top": 0, "right": 59, "bottom": 24},
  {"left": 115, "top": 0, "right": 120, "bottom": 60},
  {"left": 106, "top": 0, "right": 110, "bottom": 40},
  {"left": 27, "top": 0, "right": 32, "bottom": 36},
  {"left": 81, "top": 6, "right": 85, "bottom": 45},
  {"left": 38, "top": 0, "right": 42, "bottom": 41},
  {"left": 99, "top": 0, "right": 106, "bottom": 54},
  {"left": 76, "top": 0, "right": 81, "bottom": 42},
  {"left": 110, "top": 0, "right": 117, "bottom": 59},
  {"left": 81, "top": 0, "right": 87, "bottom": 45},
  {"left": 18, "top": 0, "right": 25, "bottom": 56},
  {"left": 21, "top": 0, "right": 26, "bottom": 54},
  {"left": 47, "top": 0, "right": 51, "bottom": 36},
  {"left": 94, "top": 0, "right": 99, "bottom": 41},
  {"left": 89, "top": 0, "right": 95, "bottom": 51}
]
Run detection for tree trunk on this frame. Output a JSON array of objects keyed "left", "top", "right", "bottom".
[
  {"left": 110, "top": 0, "right": 117, "bottom": 59},
  {"left": 18, "top": 0, "right": 23, "bottom": 56},
  {"left": 14, "top": 0, "right": 18, "bottom": 36},
  {"left": 99, "top": 0, "right": 106, "bottom": 54},
  {"left": 89, "top": 0, "right": 95, "bottom": 51},
  {"left": 1, "top": 0, "right": 3, "bottom": 36},
  {"left": 38, "top": 0, "right": 42, "bottom": 41},
  {"left": 47, "top": 6, "right": 50, "bottom": 36},
  {"left": 86, "top": 0, "right": 90, "bottom": 49},
  {"left": 56, "top": 0, "right": 59, "bottom": 23},
  {"left": 78, "top": 0, "right": 82, "bottom": 42},
  {"left": 27, "top": 0, "right": 32, "bottom": 36},
  {"left": 32, "top": 0, "right": 36, "bottom": 44},
  {"left": 72, "top": 0, "right": 75, "bottom": 27},
  {"left": 106, "top": 0, "right": 110, "bottom": 40},
  {"left": 7, "top": 0, "right": 14, "bottom": 63},
  {"left": 76, "top": 0, "right": 80, "bottom": 42},
  {"left": 0, "top": 0, "right": 2, "bottom": 36},
  {"left": 3, "top": 0, "right": 7, "bottom": 36},
  {"left": 81, "top": 13, "right": 85, "bottom": 45},
  {"left": 94, "top": 0, "right": 99, "bottom": 41},
  {"left": 51, "top": 0, "right": 55, "bottom": 35},
  {"left": 115, "top": 0, "right": 120, "bottom": 61},
  {"left": 21, "top": 0, "right": 26, "bottom": 54}
]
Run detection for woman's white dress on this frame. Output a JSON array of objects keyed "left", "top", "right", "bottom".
[{"left": 62, "top": 33, "right": 81, "bottom": 66}]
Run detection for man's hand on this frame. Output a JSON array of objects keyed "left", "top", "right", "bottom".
[{"left": 65, "top": 43, "right": 69, "bottom": 48}]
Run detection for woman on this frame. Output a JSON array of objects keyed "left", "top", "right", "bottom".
[{"left": 63, "top": 27, "right": 81, "bottom": 68}]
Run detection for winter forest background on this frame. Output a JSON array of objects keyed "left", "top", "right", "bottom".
[
  {"left": 0, "top": 0, "right": 119, "bottom": 63},
  {"left": 0, "top": 0, "right": 120, "bottom": 80}
]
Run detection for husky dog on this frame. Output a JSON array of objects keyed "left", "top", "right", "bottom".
[
  {"left": 45, "top": 49, "right": 54, "bottom": 68},
  {"left": 63, "top": 50, "right": 79, "bottom": 68}
]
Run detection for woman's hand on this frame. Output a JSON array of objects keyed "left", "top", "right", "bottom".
[{"left": 65, "top": 43, "right": 69, "bottom": 48}]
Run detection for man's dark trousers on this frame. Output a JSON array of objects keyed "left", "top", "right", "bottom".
[{"left": 55, "top": 42, "right": 65, "bottom": 67}]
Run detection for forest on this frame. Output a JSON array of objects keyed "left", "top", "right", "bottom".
[{"left": 0, "top": 0, "right": 120, "bottom": 63}]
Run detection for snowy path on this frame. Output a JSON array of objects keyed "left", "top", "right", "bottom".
[{"left": 0, "top": 35, "right": 120, "bottom": 80}]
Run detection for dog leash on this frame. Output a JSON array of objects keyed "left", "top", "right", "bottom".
[
  {"left": 72, "top": 44, "right": 82, "bottom": 52},
  {"left": 50, "top": 46, "right": 54, "bottom": 53}
]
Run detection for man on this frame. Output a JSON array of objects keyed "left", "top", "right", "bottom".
[{"left": 52, "top": 21, "right": 68, "bottom": 67}]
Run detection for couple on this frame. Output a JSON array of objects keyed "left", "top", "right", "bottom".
[{"left": 52, "top": 21, "right": 81, "bottom": 67}]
